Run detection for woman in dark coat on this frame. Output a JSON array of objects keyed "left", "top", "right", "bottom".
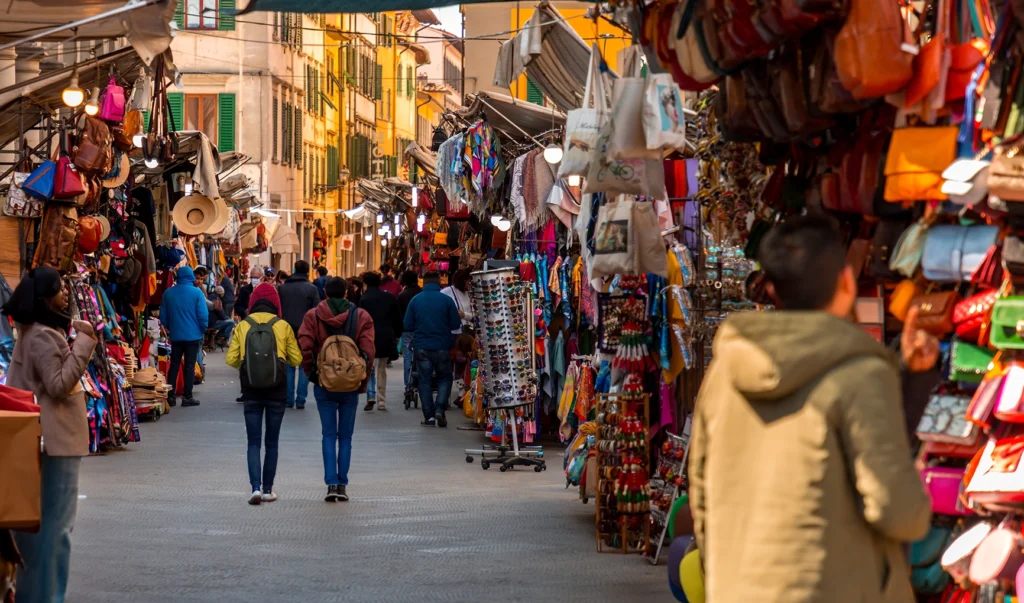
[{"left": 358, "top": 271, "right": 402, "bottom": 411}]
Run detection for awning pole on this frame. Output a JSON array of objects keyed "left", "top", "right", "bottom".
[
  {"left": 477, "top": 97, "right": 547, "bottom": 150},
  {"left": 0, "top": 0, "right": 162, "bottom": 53}
]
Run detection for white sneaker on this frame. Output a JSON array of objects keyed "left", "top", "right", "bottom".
[
  {"left": 262, "top": 490, "right": 278, "bottom": 503},
  {"left": 248, "top": 490, "right": 262, "bottom": 505}
]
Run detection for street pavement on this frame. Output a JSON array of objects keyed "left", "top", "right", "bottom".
[{"left": 68, "top": 353, "right": 672, "bottom": 602}]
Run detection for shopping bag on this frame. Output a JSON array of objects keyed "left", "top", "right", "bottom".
[
  {"left": 2, "top": 171, "right": 43, "bottom": 218},
  {"left": 591, "top": 196, "right": 636, "bottom": 277},
  {"left": 634, "top": 201, "right": 669, "bottom": 277},
  {"left": 0, "top": 410, "right": 42, "bottom": 531},
  {"left": 608, "top": 46, "right": 661, "bottom": 160},
  {"left": 558, "top": 44, "right": 610, "bottom": 178},
  {"left": 643, "top": 73, "right": 689, "bottom": 152},
  {"left": 585, "top": 128, "right": 666, "bottom": 197}
]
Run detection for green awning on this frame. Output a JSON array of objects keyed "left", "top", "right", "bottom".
[{"left": 240, "top": 0, "right": 513, "bottom": 13}]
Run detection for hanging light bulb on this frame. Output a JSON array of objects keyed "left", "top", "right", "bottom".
[
  {"left": 411, "top": 186, "right": 418, "bottom": 208},
  {"left": 380, "top": 238, "right": 388, "bottom": 247},
  {"left": 132, "top": 130, "right": 145, "bottom": 148},
  {"left": 567, "top": 174, "right": 581, "bottom": 187},
  {"left": 543, "top": 144, "right": 563, "bottom": 165},
  {"left": 395, "top": 224, "right": 401, "bottom": 236},
  {"left": 387, "top": 229, "right": 393, "bottom": 240},
  {"left": 84, "top": 86, "right": 101, "bottom": 116},
  {"left": 394, "top": 214, "right": 401, "bottom": 225},
  {"left": 62, "top": 70, "right": 84, "bottom": 108},
  {"left": 490, "top": 215, "right": 503, "bottom": 227},
  {"left": 144, "top": 157, "right": 159, "bottom": 169},
  {"left": 376, "top": 213, "right": 384, "bottom": 224},
  {"left": 364, "top": 231, "right": 373, "bottom": 241},
  {"left": 495, "top": 217, "right": 512, "bottom": 232}
]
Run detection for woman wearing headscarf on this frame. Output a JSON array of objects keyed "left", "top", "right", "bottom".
[{"left": 3, "top": 266, "right": 97, "bottom": 603}]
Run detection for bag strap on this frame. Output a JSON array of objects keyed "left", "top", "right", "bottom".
[
  {"left": 344, "top": 306, "right": 359, "bottom": 340},
  {"left": 583, "top": 43, "right": 599, "bottom": 110}
]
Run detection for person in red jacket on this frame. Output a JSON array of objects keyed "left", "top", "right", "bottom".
[
  {"left": 298, "top": 277, "right": 375, "bottom": 503},
  {"left": 379, "top": 263, "right": 402, "bottom": 297}
]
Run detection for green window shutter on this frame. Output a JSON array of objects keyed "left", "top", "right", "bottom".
[
  {"left": 272, "top": 98, "right": 278, "bottom": 161},
  {"left": 526, "top": 77, "right": 543, "bottom": 105},
  {"left": 295, "top": 110, "right": 302, "bottom": 169},
  {"left": 166, "top": 92, "right": 184, "bottom": 131},
  {"left": 142, "top": 110, "right": 151, "bottom": 132},
  {"left": 218, "top": 0, "right": 235, "bottom": 31},
  {"left": 283, "top": 103, "right": 291, "bottom": 164},
  {"left": 375, "top": 64, "right": 383, "bottom": 101},
  {"left": 217, "top": 93, "right": 236, "bottom": 152},
  {"left": 174, "top": 1, "right": 184, "bottom": 30},
  {"left": 396, "top": 67, "right": 402, "bottom": 94}
]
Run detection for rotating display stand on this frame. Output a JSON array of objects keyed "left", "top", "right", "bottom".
[{"left": 463, "top": 268, "right": 546, "bottom": 472}]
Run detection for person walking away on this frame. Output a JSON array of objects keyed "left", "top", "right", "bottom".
[
  {"left": 160, "top": 265, "right": 209, "bottom": 407},
  {"left": 359, "top": 271, "right": 402, "bottom": 411},
  {"left": 209, "top": 286, "right": 236, "bottom": 346},
  {"left": 441, "top": 268, "right": 473, "bottom": 334},
  {"left": 277, "top": 260, "right": 321, "bottom": 409},
  {"left": 298, "top": 277, "right": 374, "bottom": 502},
  {"left": 275, "top": 270, "right": 289, "bottom": 287},
  {"left": 2, "top": 267, "right": 97, "bottom": 603},
  {"left": 379, "top": 263, "right": 402, "bottom": 297},
  {"left": 396, "top": 270, "right": 422, "bottom": 400},
  {"left": 404, "top": 271, "right": 461, "bottom": 427},
  {"left": 313, "top": 266, "right": 328, "bottom": 301},
  {"left": 219, "top": 269, "right": 236, "bottom": 317},
  {"left": 226, "top": 283, "right": 302, "bottom": 505},
  {"left": 346, "top": 276, "right": 363, "bottom": 306},
  {"left": 688, "top": 215, "right": 933, "bottom": 602}
]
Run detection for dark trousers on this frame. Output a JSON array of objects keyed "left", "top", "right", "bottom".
[
  {"left": 415, "top": 348, "right": 453, "bottom": 420},
  {"left": 243, "top": 398, "right": 286, "bottom": 492},
  {"left": 168, "top": 340, "right": 201, "bottom": 399}
]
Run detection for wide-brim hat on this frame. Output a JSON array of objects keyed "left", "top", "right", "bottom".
[
  {"left": 172, "top": 193, "right": 218, "bottom": 236},
  {"left": 95, "top": 215, "right": 111, "bottom": 241},
  {"left": 206, "top": 198, "right": 231, "bottom": 234},
  {"left": 102, "top": 152, "right": 131, "bottom": 189}
]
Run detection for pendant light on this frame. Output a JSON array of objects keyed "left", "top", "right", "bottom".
[
  {"left": 494, "top": 217, "right": 512, "bottom": 232},
  {"left": 380, "top": 238, "right": 388, "bottom": 247},
  {"left": 84, "top": 86, "right": 101, "bottom": 116},
  {"left": 376, "top": 212, "right": 384, "bottom": 224},
  {"left": 567, "top": 175, "right": 581, "bottom": 187},
  {"left": 394, "top": 214, "right": 401, "bottom": 225},
  {"left": 543, "top": 144, "right": 563, "bottom": 165},
  {"left": 411, "top": 186, "right": 418, "bottom": 208},
  {"left": 62, "top": 69, "right": 84, "bottom": 108},
  {"left": 364, "top": 231, "right": 373, "bottom": 241}
]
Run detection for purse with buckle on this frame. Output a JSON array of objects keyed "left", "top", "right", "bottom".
[
  {"left": 994, "top": 364, "right": 1024, "bottom": 422},
  {"left": 988, "top": 136, "right": 1024, "bottom": 202},
  {"left": 909, "top": 291, "right": 961, "bottom": 335},
  {"left": 950, "top": 341, "right": 996, "bottom": 384},
  {"left": 990, "top": 297, "right": 1024, "bottom": 349},
  {"left": 921, "top": 224, "right": 1000, "bottom": 282},
  {"left": 954, "top": 288, "right": 1000, "bottom": 343}
]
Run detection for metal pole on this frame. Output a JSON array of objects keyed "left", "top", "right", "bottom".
[{"left": 0, "top": 0, "right": 162, "bottom": 54}]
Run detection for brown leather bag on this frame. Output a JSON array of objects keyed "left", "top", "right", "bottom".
[
  {"left": 743, "top": 61, "right": 791, "bottom": 141},
  {"left": 987, "top": 136, "right": 1024, "bottom": 201},
  {"left": 72, "top": 117, "right": 112, "bottom": 175},
  {"left": 834, "top": 0, "right": 915, "bottom": 99},
  {"left": 910, "top": 291, "right": 962, "bottom": 335},
  {"left": 807, "top": 29, "right": 867, "bottom": 115},
  {"left": 31, "top": 206, "right": 79, "bottom": 272},
  {"left": 714, "top": 75, "right": 762, "bottom": 142}
]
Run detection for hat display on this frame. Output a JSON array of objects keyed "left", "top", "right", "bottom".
[
  {"left": 171, "top": 193, "right": 218, "bottom": 236},
  {"left": 102, "top": 152, "right": 131, "bottom": 189},
  {"left": 94, "top": 215, "right": 111, "bottom": 241},
  {"left": 109, "top": 238, "right": 129, "bottom": 259},
  {"left": 206, "top": 197, "right": 231, "bottom": 235},
  {"left": 78, "top": 216, "right": 102, "bottom": 254}
]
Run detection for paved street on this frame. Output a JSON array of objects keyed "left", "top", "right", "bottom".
[{"left": 68, "top": 354, "right": 671, "bottom": 602}]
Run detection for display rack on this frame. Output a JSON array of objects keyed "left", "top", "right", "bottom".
[
  {"left": 648, "top": 426, "right": 691, "bottom": 565},
  {"left": 463, "top": 268, "right": 545, "bottom": 472},
  {"left": 595, "top": 392, "right": 651, "bottom": 554}
]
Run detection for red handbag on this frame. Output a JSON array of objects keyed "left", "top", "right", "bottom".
[
  {"left": 53, "top": 132, "right": 86, "bottom": 200},
  {"left": 954, "top": 289, "right": 1000, "bottom": 342}
]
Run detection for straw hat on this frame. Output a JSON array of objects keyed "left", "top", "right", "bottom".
[
  {"left": 206, "top": 197, "right": 231, "bottom": 234},
  {"left": 102, "top": 152, "right": 131, "bottom": 189},
  {"left": 172, "top": 193, "right": 218, "bottom": 236},
  {"left": 94, "top": 215, "right": 111, "bottom": 241}
]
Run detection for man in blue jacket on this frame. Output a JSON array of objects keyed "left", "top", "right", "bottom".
[
  {"left": 403, "top": 271, "right": 461, "bottom": 427},
  {"left": 160, "top": 266, "right": 209, "bottom": 408}
]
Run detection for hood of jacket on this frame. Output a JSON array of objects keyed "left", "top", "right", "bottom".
[
  {"left": 285, "top": 273, "right": 310, "bottom": 284},
  {"left": 714, "top": 311, "right": 895, "bottom": 402},
  {"left": 175, "top": 266, "right": 196, "bottom": 284},
  {"left": 314, "top": 299, "right": 355, "bottom": 328}
]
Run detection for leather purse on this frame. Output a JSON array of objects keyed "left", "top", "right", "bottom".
[
  {"left": 673, "top": 0, "right": 723, "bottom": 86},
  {"left": 53, "top": 132, "right": 85, "bottom": 200},
  {"left": 770, "top": 42, "right": 834, "bottom": 139},
  {"left": 715, "top": 75, "right": 762, "bottom": 142},
  {"left": 921, "top": 224, "right": 1000, "bottom": 282},
  {"left": 991, "top": 297, "right": 1024, "bottom": 349},
  {"left": 905, "top": 0, "right": 948, "bottom": 108},
  {"left": 947, "top": 39, "right": 989, "bottom": 102},
  {"left": 966, "top": 434, "right": 1024, "bottom": 506},
  {"left": 99, "top": 76, "right": 126, "bottom": 123},
  {"left": 884, "top": 127, "right": 959, "bottom": 202},
  {"left": 994, "top": 364, "right": 1024, "bottom": 422},
  {"left": 968, "top": 523, "right": 1024, "bottom": 583},
  {"left": 1005, "top": 235, "right": 1024, "bottom": 284},
  {"left": 987, "top": 139, "right": 1024, "bottom": 201},
  {"left": 889, "top": 279, "right": 922, "bottom": 321},
  {"left": 968, "top": 372, "right": 1005, "bottom": 428},
  {"left": 920, "top": 465, "right": 972, "bottom": 516},
  {"left": 909, "top": 291, "right": 961, "bottom": 335},
  {"left": 869, "top": 219, "right": 910, "bottom": 280},
  {"left": 833, "top": 0, "right": 914, "bottom": 99},
  {"left": 72, "top": 116, "right": 112, "bottom": 175},
  {"left": 743, "top": 61, "right": 790, "bottom": 142},
  {"left": 888, "top": 220, "right": 928, "bottom": 278},
  {"left": 950, "top": 340, "right": 996, "bottom": 383},
  {"left": 954, "top": 289, "right": 1000, "bottom": 342},
  {"left": 916, "top": 390, "right": 978, "bottom": 444},
  {"left": 31, "top": 206, "right": 79, "bottom": 272},
  {"left": 432, "top": 220, "right": 448, "bottom": 246},
  {"left": 942, "top": 523, "right": 994, "bottom": 584},
  {"left": 972, "top": 244, "right": 1004, "bottom": 289},
  {"left": 910, "top": 526, "right": 953, "bottom": 595},
  {"left": 808, "top": 30, "right": 867, "bottom": 115},
  {"left": 21, "top": 160, "right": 55, "bottom": 200}
]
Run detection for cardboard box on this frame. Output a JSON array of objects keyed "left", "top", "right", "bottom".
[{"left": 0, "top": 410, "right": 41, "bottom": 531}]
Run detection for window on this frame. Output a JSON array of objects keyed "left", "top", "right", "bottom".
[
  {"left": 272, "top": 97, "right": 278, "bottom": 162},
  {"left": 384, "top": 89, "right": 391, "bottom": 122},
  {"left": 294, "top": 109, "right": 303, "bottom": 169},
  {"left": 282, "top": 102, "right": 292, "bottom": 164},
  {"left": 444, "top": 57, "right": 462, "bottom": 96},
  {"left": 406, "top": 66, "right": 414, "bottom": 99},
  {"left": 184, "top": 94, "right": 218, "bottom": 145},
  {"left": 175, "top": 0, "right": 234, "bottom": 31}
]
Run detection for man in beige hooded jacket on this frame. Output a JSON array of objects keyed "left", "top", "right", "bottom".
[{"left": 689, "top": 215, "right": 935, "bottom": 602}]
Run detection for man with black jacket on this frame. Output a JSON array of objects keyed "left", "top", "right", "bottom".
[
  {"left": 277, "top": 260, "right": 321, "bottom": 409},
  {"left": 359, "top": 271, "right": 403, "bottom": 411}
]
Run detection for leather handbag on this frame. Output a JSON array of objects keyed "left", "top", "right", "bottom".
[
  {"left": 808, "top": 29, "right": 866, "bottom": 115},
  {"left": 920, "top": 465, "right": 972, "bottom": 516},
  {"left": 833, "top": 0, "right": 915, "bottom": 99},
  {"left": 31, "top": 206, "right": 78, "bottom": 272},
  {"left": 869, "top": 219, "right": 910, "bottom": 280},
  {"left": 99, "top": 76, "right": 126, "bottom": 123},
  {"left": 950, "top": 340, "right": 995, "bottom": 383},
  {"left": 916, "top": 390, "right": 978, "bottom": 444},
  {"left": 884, "top": 127, "right": 959, "bottom": 202},
  {"left": 770, "top": 43, "right": 834, "bottom": 139},
  {"left": 889, "top": 279, "right": 922, "bottom": 321},
  {"left": 905, "top": 0, "right": 949, "bottom": 108},
  {"left": 994, "top": 364, "right": 1024, "bottom": 421},
  {"left": 991, "top": 297, "right": 1024, "bottom": 349},
  {"left": 715, "top": 75, "right": 762, "bottom": 142},
  {"left": 742, "top": 61, "right": 791, "bottom": 142},
  {"left": 910, "top": 291, "right": 961, "bottom": 334},
  {"left": 921, "top": 224, "right": 1000, "bottom": 282},
  {"left": 21, "top": 160, "right": 55, "bottom": 200},
  {"left": 954, "top": 288, "right": 1000, "bottom": 342},
  {"left": 72, "top": 116, "right": 112, "bottom": 175},
  {"left": 968, "top": 523, "right": 1024, "bottom": 583},
  {"left": 1005, "top": 235, "right": 1024, "bottom": 277},
  {"left": 968, "top": 371, "right": 1005, "bottom": 428},
  {"left": 672, "top": 0, "right": 723, "bottom": 86},
  {"left": 972, "top": 244, "right": 1004, "bottom": 289},
  {"left": 910, "top": 526, "right": 953, "bottom": 595},
  {"left": 967, "top": 433, "right": 1024, "bottom": 505},
  {"left": 987, "top": 138, "right": 1024, "bottom": 201},
  {"left": 888, "top": 220, "right": 928, "bottom": 278},
  {"left": 53, "top": 132, "right": 85, "bottom": 200},
  {"left": 432, "top": 220, "right": 448, "bottom": 246},
  {"left": 753, "top": 0, "right": 822, "bottom": 43},
  {"left": 2, "top": 171, "right": 42, "bottom": 218},
  {"left": 942, "top": 523, "right": 994, "bottom": 584}
]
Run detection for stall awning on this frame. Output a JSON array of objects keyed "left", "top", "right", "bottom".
[
  {"left": 270, "top": 223, "right": 300, "bottom": 254},
  {"left": 404, "top": 141, "right": 437, "bottom": 177},
  {"left": 492, "top": 2, "right": 612, "bottom": 112},
  {"left": 240, "top": 0, "right": 563, "bottom": 13},
  {"left": 0, "top": 0, "right": 177, "bottom": 66},
  {"left": 458, "top": 91, "right": 565, "bottom": 141}
]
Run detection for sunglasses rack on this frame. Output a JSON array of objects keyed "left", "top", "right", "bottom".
[
  {"left": 648, "top": 426, "right": 692, "bottom": 565},
  {"left": 462, "top": 267, "right": 545, "bottom": 472},
  {"left": 595, "top": 392, "right": 652, "bottom": 554}
]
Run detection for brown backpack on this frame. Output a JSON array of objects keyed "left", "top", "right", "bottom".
[{"left": 316, "top": 309, "right": 367, "bottom": 393}]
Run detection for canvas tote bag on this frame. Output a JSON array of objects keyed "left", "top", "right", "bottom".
[
  {"left": 634, "top": 201, "right": 669, "bottom": 277},
  {"left": 609, "top": 46, "right": 662, "bottom": 160},
  {"left": 591, "top": 196, "right": 636, "bottom": 277},
  {"left": 558, "top": 44, "right": 610, "bottom": 178},
  {"left": 643, "top": 73, "right": 689, "bottom": 152}
]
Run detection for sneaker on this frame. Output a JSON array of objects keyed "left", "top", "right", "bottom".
[
  {"left": 436, "top": 413, "right": 448, "bottom": 428},
  {"left": 421, "top": 418, "right": 436, "bottom": 426},
  {"left": 377, "top": 403, "right": 387, "bottom": 412},
  {"left": 295, "top": 403, "right": 305, "bottom": 410},
  {"left": 167, "top": 396, "right": 177, "bottom": 408},
  {"left": 325, "top": 485, "right": 338, "bottom": 502},
  {"left": 286, "top": 403, "right": 295, "bottom": 409},
  {"left": 248, "top": 490, "right": 262, "bottom": 505},
  {"left": 236, "top": 396, "right": 245, "bottom": 404},
  {"left": 262, "top": 490, "right": 278, "bottom": 503},
  {"left": 364, "top": 400, "right": 375, "bottom": 411},
  {"left": 337, "top": 485, "right": 349, "bottom": 502},
  {"left": 181, "top": 398, "right": 200, "bottom": 407}
]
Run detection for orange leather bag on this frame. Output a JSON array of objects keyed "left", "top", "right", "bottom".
[
  {"left": 834, "top": 0, "right": 915, "bottom": 99},
  {"left": 945, "top": 0, "right": 994, "bottom": 101},
  {"left": 884, "top": 126, "right": 959, "bottom": 202},
  {"left": 905, "top": 0, "right": 948, "bottom": 108},
  {"left": 890, "top": 279, "right": 924, "bottom": 321}
]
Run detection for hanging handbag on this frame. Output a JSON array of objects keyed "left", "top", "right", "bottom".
[
  {"left": 990, "top": 297, "right": 1024, "bottom": 349},
  {"left": 972, "top": 244, "right": 1004, "bottom": 289},
  {"left": 921, "top": 464, "right": 973, "bottom": 516},
  {"left": 910, "top": 527, "right": 953, "bottom": 594},
  {"left": 833, "top": 0, "right": 915, "bottom": 99},
  {"left": 1004, "top": 235, "right": 1024, "bottom": 279},
  {"left": 941, "top": 157, "right": 990, "bottom": 205},
  {"left": 890, "top": 279, "right": 923, "bottom": 321},
  {"left": 945, "top": 0, "right": 992, "bottom": 102},
  {"left": 994, "top": 364, "right": 1024, "bottom": 421},
  {"left": 966, "top": 435, "right": 1024, "bottom": 505},
  {"left": 559, "top": 44, "right": 609, "bottom": 177},
  {"left": 909, "top": 291, "right": 961, "bottom": 335},
  {"left": 609, "top": 46, "right": 662, "bottom": 160},
  {"left": 53, "top": 131, "right": 86, "bottom": 200},
  {"left": 1, "top": 170, "right": 40, "bottom": 218},
  {"left": 916, "top": 390, "right": 978, "bottom": 444},
  {"left": 884, "top": 127, "right": 959, "bottom": 202},
  {"left": 987, "top": 136, "right": 1024, "bottom": 201},
  {"left": 968, "top": 522, "right": 1024, "bottom": 582},
  {"left": 72, "top": 116, "right": 112, "bottom": 175},
  {"left": 921, "top": 224, "right": 1000, "bottom": 282},
  {"left": 592, "top": 196, "right": 637, "bottom": 278},
  {"left": 942, "top": 523, "right": 993, "bottom": 584},
  {"left": 99, "top": 75, "right": 126, "bottom": 123},
  {"left": 22, "top": 160, "right": 55, "bottom": 201},
  {"left": 432, "top": 220, "right": 448, "bottom": 246},
  {"left": 888, "top": 220, "right": 928, "bottom": 278},
  {"left": 950, "top": 340, "right": 996, "bottom": 383},
  {"left": 954, "top": 288, "right": 1000, "bottom": 342},
  {"left": 905, "top": 0, "right": 949, "bottom": 108},
  {"left": 968, "top": 370, "right": 1005, "bottom": 428},
  {"left": 870, "top": 219, "right": 911, "bottom": 280},
  {"left": 31, "top": 206, "right": 78, "bottom": 272}
]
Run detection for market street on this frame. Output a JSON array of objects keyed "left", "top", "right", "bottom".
[{"left": 67, "top": 356, "right": 671, "bottom": 602}]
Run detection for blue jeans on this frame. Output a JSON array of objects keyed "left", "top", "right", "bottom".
[
  {"left": 243, "top": 398, "right": 286, "bottom": 492},
  {"left": 285, "top": 365, "right": 309, "bottom": 407},
  {"left": 401, "top": 332, "right": 414, "bottom": 388},
  {"left": 14, "top": 454, "right": 81, "bottom": 603},
  {"left": 314, "top": 386, "right": 359, "bottom": 486},
  {"left": 415, "top": 348, "right": 453, "bottom": 420},
  {"left": 212, "top": 319, "right": 235, "bottom": 342}
]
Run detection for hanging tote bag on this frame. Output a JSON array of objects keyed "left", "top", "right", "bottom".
[
  {"left": 591, "top": 196, "right": 636, "bottom": 277},
  {"left": 22, "top": 160, "right": 56, "bottom": 201},
  {"left": 643, "top": 72, "right": 689, "bottom": 152},
  {"left": 633, "top": 201, "right": 669, "bottom": 277},
  {"left": 98, "top": 76, "right": 126, "bottom": 123},
  {"left": 558, "top": 44, "right": 609, "bottom": 178},
  {"left": 834, "top": 0, "right": 915, "bottom": 99},
  {"left": 608, "top": 47, "right": 662, "bottom": 160}
]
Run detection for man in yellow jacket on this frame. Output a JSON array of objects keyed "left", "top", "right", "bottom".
[
  {"left": 689, "top": 215, "right": 935, "bottom": 602},
  {"left": 226, "top": 283, "right": 302, "bottom": 505}
]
